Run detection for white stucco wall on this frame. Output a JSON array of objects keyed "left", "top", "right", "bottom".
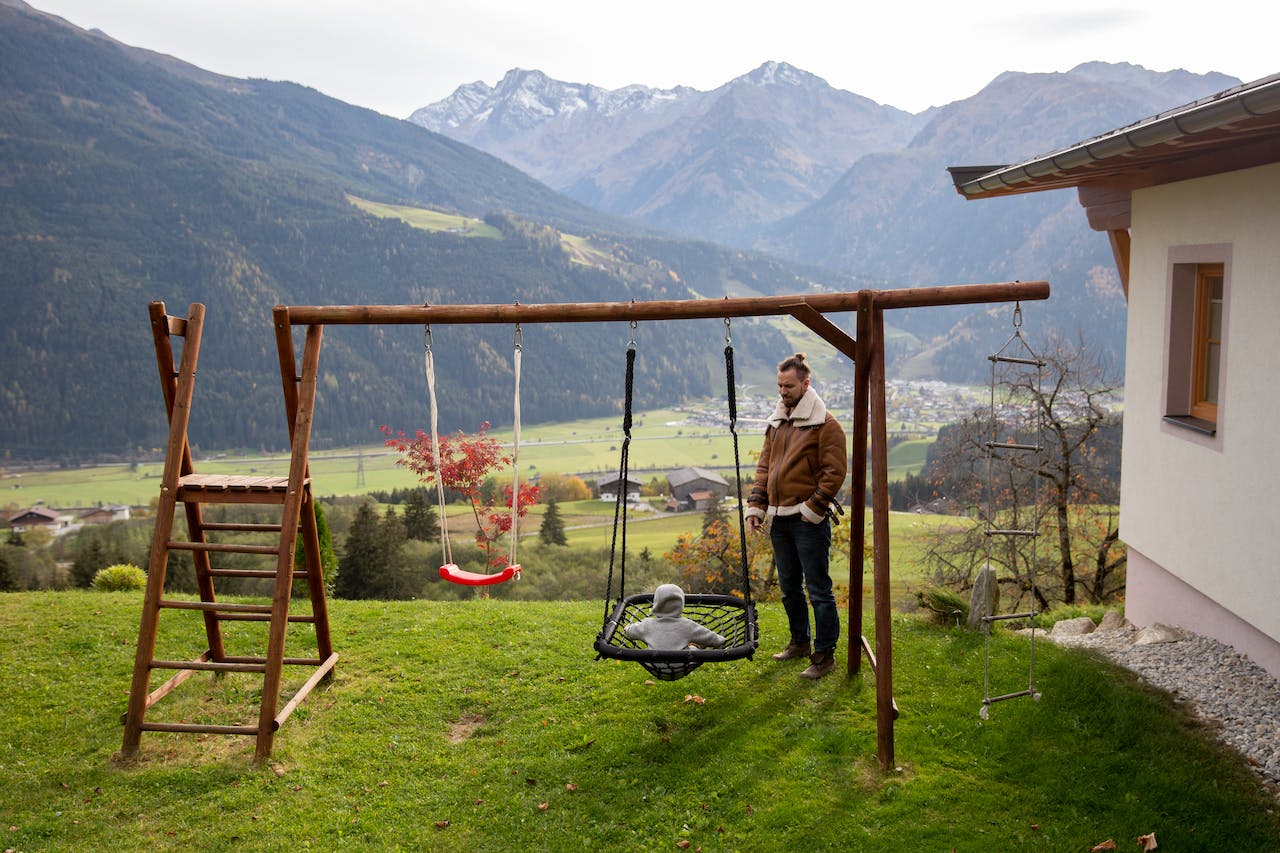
[{"left": 1121, "top": 162, "right": 1280, "bottom": 652}]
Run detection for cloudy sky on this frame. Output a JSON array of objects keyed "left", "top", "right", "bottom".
[{"left": 28, "top": 0, "right": 1276, "bottom": 118}]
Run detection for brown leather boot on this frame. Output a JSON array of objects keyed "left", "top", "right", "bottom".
[
  {"left": 771, "top": 638, "right": 812, "bottom": 661},
  {"left": 799, "top": 650, "right": 836, "bottom": 679}
]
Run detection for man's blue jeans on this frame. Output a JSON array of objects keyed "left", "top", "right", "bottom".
[{"left": 769, "top": 514, "right": 840, "bottom": 653}]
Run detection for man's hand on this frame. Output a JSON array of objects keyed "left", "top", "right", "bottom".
[{"left": 747, "top": 516, "right": 763, "bottom": 533}]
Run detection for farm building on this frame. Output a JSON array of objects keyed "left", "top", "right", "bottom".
[
  {"left": 950, "top": 73, "right": 1280, "bottom": 678},
  {"left": 80, "top": 504, "right": 132, "bottom": 525},
  {"left": 597, "top": 474, "right": 643, "bottom": 503},
  {"left": 7, "top": 506, "right": 70, "bottom": 532},
  {"left": 667, "top": 467, "right": 731, "bottom": 510}
]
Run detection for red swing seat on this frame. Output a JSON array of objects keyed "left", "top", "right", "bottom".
[{"left": 439, "top": 563, "right": 521, "bottom": 586}]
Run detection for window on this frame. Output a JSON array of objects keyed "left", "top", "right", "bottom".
[
  {"left": 1164, "top": 250, "right": 1229, "bottom": 438},
  {"left": 1189, "top": 264, "right": 1223, "bottom": 423}
]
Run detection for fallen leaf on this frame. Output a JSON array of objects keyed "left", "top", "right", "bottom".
[
  {"left": 1030, "top": 824, "right": 1039, "bottom": 831},
  {"left": 271, "top": 764, "right": 286, "bottom": 777},
  {"left": 525, "top": 778, "right": 537, "bottom": 786},
  {"left": 538, "top": 802, "right": 549, "bottom": 811},
  {"left": 434, "top": 820, "right": 450, "bottom": 829},
  {"left": 683, "top": 694, "right": 706, "bottom": 705},
  {"left": 473, "top": 798, "right": 484, "bottom": 806},
  {"left": 565, "top": 783, "right": 578, "bottom": 792},
  {"left": 1137, "top": 832, "right": 1157, "bottom": 851},
  {"left": 676, "top": 841, "right": 691, "bottom": 850},
  {"left": 644, "top": 679, "right": 656, "bottom": 686},
  {"left": 1089, "top": 840, "right": 1116, "bottom": 852}
]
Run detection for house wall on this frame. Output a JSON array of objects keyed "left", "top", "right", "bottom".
[{"left": 1121, "top": 161, "right": 1280, "bottom": 675}]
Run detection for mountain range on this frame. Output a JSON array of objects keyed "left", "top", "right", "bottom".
[
  {"left": 410, "top": 63, "right": 925, "bottom": 248},
  {"left": 0, "top": 0, "right": 1244, "bottom": 461},
  {"left": 414, "top": 61, "right": 1238, "bottom": 373}
]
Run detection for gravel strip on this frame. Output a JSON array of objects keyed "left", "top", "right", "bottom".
[{"left": 1048, "top": 625, "right": 1280, "bottom": 789}]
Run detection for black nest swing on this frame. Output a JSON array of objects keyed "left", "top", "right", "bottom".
[{"left": 594, "top": 323, "right": 758, "bottom": 681}]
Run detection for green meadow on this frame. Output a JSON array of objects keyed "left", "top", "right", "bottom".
[{"left": 3, "top": 592, "right": 1278, "bottom": 851}]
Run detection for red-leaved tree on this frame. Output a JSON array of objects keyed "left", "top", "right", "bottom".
[{"left": 381, "top": 422, "right": 539, "bottom": 568}]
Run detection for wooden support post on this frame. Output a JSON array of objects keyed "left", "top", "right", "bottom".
[
  {"left": 122, "top": 303, "right": 205, "bottom": 759},
  {"left": 869, "top": 306, "right": 895, "bottom": 771},
  {"left": 255, "top": 322, "right": 324, "bottom": 761},
  {"left": 848, "top": 297, "right": 871, "bottom": 675}
]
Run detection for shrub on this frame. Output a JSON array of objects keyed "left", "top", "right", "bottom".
[
  {"left": 92, "top": 563, "right": 147, "bottom": 592},
  {"left": 914, "top": 585, "right": 969, "bottom": 625}
]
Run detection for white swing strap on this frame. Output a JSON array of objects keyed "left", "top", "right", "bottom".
[
  {"left": 508, "top": 324, "right": 523, "bottom": 571},
  {"left": 424, "top": 326, "right": 452, "bottom": 566}
]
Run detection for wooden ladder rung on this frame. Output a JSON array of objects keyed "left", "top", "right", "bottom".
[
  {"left": 151, "top": 659, "right": 267, "bottom": 673},
  {"left": 988, "top": 354, "right": 1044, "bottom": 366},
  {"left": 157, "top": 599, "right": 273, "bottom": 614},
  {"left": 201, "top": 522, "right": 287, "bottom": 533},
  {"left": 983, "top": 611, "right": 1035, "bottom": 623},
  {"left": 168, "top": 541, "right": 281, "bottom": 555},
  {"left": 220, "top": 654, "right": 327, "bottom": 667},
  {"left": 207, "top": 567, "right": 309, "bottom": 579},
  {"left": 984, "top": 441, "right": 1040, "bottom": 452},
  {"left": 139, "top": 722, "right": 258, "bottom": 735},
  {"left": 216, "top": 612, "right": 316, "bottom": 624}
]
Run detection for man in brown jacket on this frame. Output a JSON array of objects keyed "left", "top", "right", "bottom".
[{"left": 745, "top": 353, "right": 847, "bottom": 679}]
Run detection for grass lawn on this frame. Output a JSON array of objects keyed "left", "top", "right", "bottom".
[{"left": 3, "top": 592, "right": 1278, "bottom": 851}]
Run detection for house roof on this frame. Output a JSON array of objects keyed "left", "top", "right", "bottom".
[
  {"left": 598, "top": 474, "right": 642, "bottom": 487},
  {"left": 9, "top": 506, "right": 60, "bottom": 523},
  {"left": 948, "top": 73, "right": 1280, "bottom": 199},
  {"left": 667, "top": 466, "right": 729, "bottom": 487}
]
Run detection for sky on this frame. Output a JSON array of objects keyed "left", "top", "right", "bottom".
[{"left": 27, "top": 0, "right": 1277, "bottom": 118}]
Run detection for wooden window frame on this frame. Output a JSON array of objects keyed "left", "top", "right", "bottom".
[
  {"left": 1163, "top": 246, "right": 1229, "bottom": 443},
  {"left": 1188, "top": 263, "right": 1223, "bottom": 423}
]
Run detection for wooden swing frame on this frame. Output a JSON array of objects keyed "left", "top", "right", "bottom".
[{"left": 271, "top": 280, "right": 1047, "bottom": 770}]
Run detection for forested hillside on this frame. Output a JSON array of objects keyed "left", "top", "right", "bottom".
[{"left": 1, "top": 2, "right": 864, "bottom": 462}]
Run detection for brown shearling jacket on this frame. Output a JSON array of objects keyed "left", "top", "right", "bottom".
[{"left": 745, "top": 387, "right": 847, "bottom": 524}]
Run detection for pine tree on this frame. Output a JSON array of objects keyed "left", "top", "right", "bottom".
[
  {"left": 335, "top": 501, "right": 380, "bottom": 599},
  {"left": 0, "top": 547, "right": 15, "bottom": 592},
  {"left": 402, "top": 488, "right": 440, "bottom": 542},
  {"left": 72, "top": 535, "right": 106, "bottom": 588},
  {"left": 539, "top": 498, "right": 568, "bottom": 546},
  {"left": 377, "top": 506, "right": 412, "bottom": 599}
]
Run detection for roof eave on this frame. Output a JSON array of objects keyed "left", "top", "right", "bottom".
[{"left": 949, "top": 72, "right": 1280, "bottom": 199}]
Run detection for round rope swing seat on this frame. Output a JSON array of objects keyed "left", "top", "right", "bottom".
[
  {"left": 595, "top": 592, "right": 758, "bottom": 681},
  {"left": 594, "top": 320, "right": 758, "bottom": 681}
]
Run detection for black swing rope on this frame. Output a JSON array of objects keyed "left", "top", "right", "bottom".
[{"left": 594, "top": 320, "right": 759, "bottom": 681}]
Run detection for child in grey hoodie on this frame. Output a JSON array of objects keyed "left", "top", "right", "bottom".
[{"left": 624, "top": 584, "right": 727, "bottom": 650}]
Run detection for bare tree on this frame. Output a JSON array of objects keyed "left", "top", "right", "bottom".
[{"left": 922, "top": 334, "right": 1125, "bottom": 609}]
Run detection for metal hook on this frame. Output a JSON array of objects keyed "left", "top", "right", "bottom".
[
  {"left": 1012, "top": 301, "right": 1024, "bottom": 330},
  {"left": 628, "top": 319, "right": 638, "bottom": 350},
  {"left": 513, "top": 323, "right": 523, "bottom": 352},
  {"left": 424, "top": 325, "right": 433, "bottom": 352},
  {"left": 723, "top": 316, "right": 732, "bottom": 344}
]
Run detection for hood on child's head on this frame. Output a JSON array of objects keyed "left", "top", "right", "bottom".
[{"left": 651, "top": 583, "right": 685, "bottom": 617}]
